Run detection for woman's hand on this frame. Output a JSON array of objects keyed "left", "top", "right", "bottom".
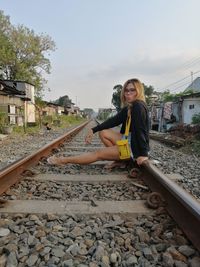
[
  {"left": 47, "top": 156, "right": 65, "bottom": 165},
  {"left": 85, "top": 129, "right": 94, "bottom": 144},
  {"left": 136, "top": 156, "right": 148, "bottom": 165}
]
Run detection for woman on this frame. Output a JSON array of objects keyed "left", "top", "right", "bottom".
[{"left": 48, "top": 78, "right": 149, "bottom": 166}]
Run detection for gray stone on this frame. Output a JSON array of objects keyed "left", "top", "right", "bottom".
[
  {"left": 3, "top": 243, "right": 18, "bottom": 253},
  {"left": 27, "top": 235, "right": 35, "bottom": 245},
  {"left": 66, "top": 244, "right": 79, "bottom": 256},
  {"left": 143, "top": 247, "right": 154, "bottom": 261},
  {"left": 6, "top": 251, "right": 18, "bottom": 267},
  {"left": 0, "top": 228, "right": 10, "bottom": 237},
  {"left": 136, "top": 227, "right": 150, "bottom": 242},
  {"left": 18, "top": 246, "right": 30, "bottom": 258},
  {"left": 62, "top": 259, "right": 74, "bottom": 267},
  {"left": 155, "top": 243, "right": 167, "bottom": 252},
  {"left": 94, "top": 245, "right": 105, "bottom": 261},
  {"left": 110, "top": 253, "right": 118, "bottom": 263},
  {"left": 51, "top": 247, "right": 65, "bottom": 258},
  {"left": 178, "top": 245, "right": 195, "bottom": 257},
  {"left": 174, "top": 260, "right": 187, "bottom": 267},
  {"left": 126, "top": 256, "right": 138, "bottom": 266},
  {"left": 29, "top": 214, "right": 40, "bottom": 221},
  {"left": 40, "top": 246, "right": 51, "bottom": 256},
  {"left": 26, "top": 255, "right": 38, "bottom": 267},
  {"left": 162, "top": 252, "right": 174, "bottom": 267},
  {"left": 102, "top": 255, "right": 110, "bottom": 266},
  {"left": 189, "top": 257, "right": 200, "bottom": 267}
]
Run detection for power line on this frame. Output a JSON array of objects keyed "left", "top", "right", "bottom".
[
  {"left": 179, "top": 56, "right": 200, "bottom": 68},
  {"left": 158, "top": 70, "right": 200, "bottom": 92},
  {"left": 170, "top": 80, "right": 191, "bottom": 93}
]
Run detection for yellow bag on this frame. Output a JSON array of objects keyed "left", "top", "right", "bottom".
[{"left": 116, "top": 113, "right": 131, "bottom": 160}]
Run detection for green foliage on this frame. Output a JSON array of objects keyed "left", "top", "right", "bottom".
[
  {"left": 35, "top": 96, "right": 47, "bottom": 109},
  {"left": 0, "top": 112, "right": 8, "bottom": 126},
  {"left": 12, "top": 115, "right": 85, "bottom": 135},
  {"left": 143, "top": 84, "right": 154, "bottom": 97},
  {"left": 143, "top": 84, "right": 155, "bottom": 104},
  {"left": 98, "top": 109, "right": 112, "bottom": 120},
  {"left": 111, "top": 84, "right": 122, "bottom": 112},
  {"left": 13, "top": 125, "right": 40, "bottom": 135},
  {"left": 54, "top": 95, "right": 72, "bottom": 107},
  {"left": 192, "top": 113, "right": 200, "bottom": 124},
  {"left": 160, "top": 89, "right": 196, "bottom": 103},
  {"left": 0, "top": 10, "right": 56, "bottom": 94},
  {"left": 58, "top": 115, "right": 85, "bottom": 128}
]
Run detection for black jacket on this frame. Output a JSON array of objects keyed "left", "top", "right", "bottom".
[{"left": 92, "top": 100, "right": 149, "bottom": 158}]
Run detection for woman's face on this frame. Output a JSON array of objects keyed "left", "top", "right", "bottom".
[{"left": 124, "top": 82, "right": 137, "bottom": 103}]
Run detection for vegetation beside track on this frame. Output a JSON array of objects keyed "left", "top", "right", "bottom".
[{"left": 11, "top": 115, "right": 86, "bottom": 136}]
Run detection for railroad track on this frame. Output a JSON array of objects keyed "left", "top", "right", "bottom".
[{"left": 0, "top": 120, "right": 200, "bottom": 266}]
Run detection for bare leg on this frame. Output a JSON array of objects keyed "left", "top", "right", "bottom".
[
  {"left": 99, "top": 129, "right": 122, "bottom": 147},
  {"left": 48, "top": 146, "right": 120, "bottom": 165},
  {"left": 98, "top": 129, "right": 127, "bottom": 169}
]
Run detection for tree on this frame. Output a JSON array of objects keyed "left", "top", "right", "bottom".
[
  {"left": 111, "top": 83, "right": 155, "bottom": 109},
  {"left": 54, "top": 95, "right": 73, "bottom": 107},
  {"left": 160, "top": 89, "right": 195, "bottom": 103},
  {"left": 0, "top": 10, "right": 56, "bottom": 95},
  {"left": 143, "top": 84, "right": 155, "bottom": 104},
  {"left": 111, "top": 84, "right": 122, "bottom": 112}
]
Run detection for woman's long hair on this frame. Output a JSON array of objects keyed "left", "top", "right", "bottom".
[{"left": 120, "top": 78, "right": 146, "bottom": 107}]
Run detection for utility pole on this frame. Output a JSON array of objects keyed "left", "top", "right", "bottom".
[{"left": 190, "top": 71, "right": 193, "bottom": 89}]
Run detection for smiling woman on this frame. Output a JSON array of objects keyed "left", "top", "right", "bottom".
[{"left": 48, "top": 78, "right": 150, "bottom": 168}]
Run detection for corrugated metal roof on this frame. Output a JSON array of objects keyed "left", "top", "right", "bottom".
[
  {"left": 0, "top": 80, "right": 25, "bottom": 95},
  {"left": 185, "top": 77, "right": 200, "bottom": 92}
]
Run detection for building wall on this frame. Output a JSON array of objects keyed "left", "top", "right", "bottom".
[
  {"left": 182, "top": 98, "right": 200, "bottom": 124},
  {"left": 42, "top": 106, "right": 57, "bottom": 116},
  {"left": 0, "top": 95, "right": 25, "bottom": 125},
  {"left": 0, "top": 94, "right": 23, "bottom": 106}
]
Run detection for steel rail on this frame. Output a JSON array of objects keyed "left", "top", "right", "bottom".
[
  {"left": 0, "top": 120, "right": 89, "bottom": 195},
  {"left": 142, "top": 161, "right": 200, "bottom": 252}
]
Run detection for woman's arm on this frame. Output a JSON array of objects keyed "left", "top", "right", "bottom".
[{"left": 92, "top": 107, "right": 127, "bottom": 134}]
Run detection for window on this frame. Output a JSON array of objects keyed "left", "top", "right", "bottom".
[{"left": 189, "top": 104, "right": 195, "bottom": 109}]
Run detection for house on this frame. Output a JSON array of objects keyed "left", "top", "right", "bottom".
[
  {"left": 180, "top": 92, "right": 200, "bottom": 124},
  {"left": 73, "top": 106, "right": 80, "bottom": 116},
  {"left": 0, "top": 80, "right": 26, "bottom": 126},
  {"left": 41, "top": 102, "right": 64, "bottom": 116},
  {"left": 156, "top": 92, "right": 200, "bottom": 132},
  {"left": 2, "top": 80, "right": 36, "bottom": 125},
  {"left": 42, "top": 102, "right": 59, "bottom": 117}
]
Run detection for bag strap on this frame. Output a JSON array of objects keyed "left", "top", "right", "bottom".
[{"left": 124, "top": 109, "right": 131, "bottom": 138}]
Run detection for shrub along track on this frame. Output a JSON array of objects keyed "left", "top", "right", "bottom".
[{"left": 0, "top": 120, "right": 200, "bottom": 266}]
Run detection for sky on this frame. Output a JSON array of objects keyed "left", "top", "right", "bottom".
[{"left": 1, "top": 0, "right": 200, "bottom": 110}]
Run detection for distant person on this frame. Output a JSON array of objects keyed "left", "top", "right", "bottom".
[{"left": 48, "top": 78, "right": 149, "bottom": 167}]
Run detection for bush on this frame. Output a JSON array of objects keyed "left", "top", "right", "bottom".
[{"left": 192, "top": 113, "right": 200, "bottom": 124}]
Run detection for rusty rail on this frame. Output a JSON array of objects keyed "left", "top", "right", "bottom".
[
  {"left": 142, "top": 161, "right": 200, "bottom": 251},
  {"left": 0, "top": 120, "right": 89, "bottom": 195}
]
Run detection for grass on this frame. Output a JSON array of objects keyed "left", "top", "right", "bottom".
[{"left": 10, "top": 115, "right": 86, "bottom": 136}]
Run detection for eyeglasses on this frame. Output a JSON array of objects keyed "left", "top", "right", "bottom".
[{"left": 124, "top": 88, "right": 136, "bottom": 94}]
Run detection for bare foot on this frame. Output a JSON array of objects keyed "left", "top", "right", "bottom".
[
  {"left": 104, "top": 161, "right": 127, "bottom": 170},
  {"left": 47, "top": 156, "right": 65, "bottom": 165}
]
